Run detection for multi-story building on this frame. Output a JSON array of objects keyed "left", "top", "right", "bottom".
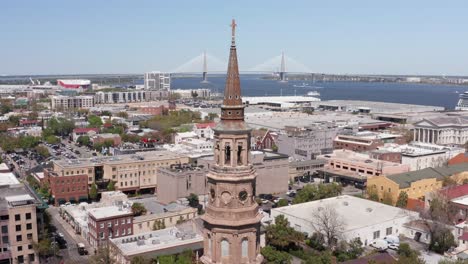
[
  {"left": 276, "top": 124, "right": 341, "bottom": 160},
  {"left": 333, "top": 131, "right": 405, "bottom": 152},
  {"left": 94, "top": 90, "right": 170, "bottom": 104},
  {"left": 87, "top": 205, "right": 133, "bottom": 247},
  {"left": 413, "top": 116, "right": 468, "bottom": 145},
  {"left": 0, "top": 181, "right": 42, "bottom": 264},
  {"left": 288, "top": 159, "right": 327, "bottom": 182},
  {"left": 157, "top": 164, "right": 207, "bottom": 205},
  {"left": 377, "top": 142, "right": 465, "bottom": 171},
  {"left": 193, "top": 122, "right": 216, "bottom": 139},
  {"left": 367, "top": 163, "right": 468, "bottom": 204},
  {"left": 44, "top": 168, "right": 89, "bottom": 206},
  {"left": 318, "top": 149, "right": 410, "bottom": 185},
  {"left": 51, "top": 95, "right": 95, "bottom": 110},
  {"left": 175, "top": 150, "right": 290, "bottom": 200},
  {"left": 110, "top": 220, "right": 203, "bottom": 264},
  {"left": 46, "top": 151, "right": 190, "bottom": 204},
  {"left": 144, "top": 72, "right": 171, "bottom": 90},
  {"left": 171, "top": 88, "right": 211, "bottom": 98},
  {"left": 133, "top": 205, "right": 197, "bottom": 234}
]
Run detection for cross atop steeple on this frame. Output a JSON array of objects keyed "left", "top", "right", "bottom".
[{"left": 231, "top": 19, "right": 237, "bottom": 45}]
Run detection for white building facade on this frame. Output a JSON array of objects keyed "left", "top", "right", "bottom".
[
  {"left": 51, "top": 95, "right": 95, "bottom": 110},
  {"left": 144, "top": 71, "right": 171, "bottom": 90},
  {"left": 413, "top": 117, "right": 468, "bottom": 146},
  {"left": 271, "top": 195, "right": 419, "bottom": 246}
]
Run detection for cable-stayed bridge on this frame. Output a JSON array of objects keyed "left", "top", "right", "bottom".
[{"left": 170, "top": 52, "right": 313, "bottom": 82}]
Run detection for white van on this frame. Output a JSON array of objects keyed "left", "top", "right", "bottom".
[
  {"left": 384, "top": 235, "right": 400, "bottom": 246},
  {"left": 370, "top": 239, "right": 388, "bottom": 251}
]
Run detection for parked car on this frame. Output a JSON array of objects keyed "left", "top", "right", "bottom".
[
  {"left": 388, "top": 243, "right": 399, "bottom": 250},
  {"left": 77, "top": 243, "right": 88, "bottom": 255},
  {"left": 370, "top": 239, "right": 388, "bottom": 251}
]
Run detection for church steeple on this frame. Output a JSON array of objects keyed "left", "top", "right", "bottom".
[
  {"left": 221, "top": 19, "right": 244, "bottom": 121},
  {"left": 201, "top": 19, "right": 263, "bottom": 264}
]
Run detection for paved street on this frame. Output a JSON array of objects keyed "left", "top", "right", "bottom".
[{"left": 47, "top": 207, "right": 93, "bottom": 263}]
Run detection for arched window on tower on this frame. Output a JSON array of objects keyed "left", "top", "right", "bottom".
[
  {"left": 241, "top": 238, "right": 249, "bottom": 257},
  {"left": 237, "top": 143, "right": 243, "bottom": 165},
  {"left": 221, "top": 239, "right": 229, "bottom": 257},
  {"left": 225, "top": 144, "right": 231, "bottom": 165}
]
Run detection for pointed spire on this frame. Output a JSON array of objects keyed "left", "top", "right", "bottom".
[{"left": 221, "top": 19, "right": 244, "bottom": 121}]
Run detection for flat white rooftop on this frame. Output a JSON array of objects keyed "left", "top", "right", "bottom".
[
  {"left": 5, "top": 194, "right": 34, "bottom": 203},
  {"left": 272, "top": 195, "right": 417, "bottom": 232},
  {"left": 243, "top": 96, "right": 320, "bottom": 105},
  {"left": 0, "top": 163, "right": 10, "bottom": 171},
  {"left": 88, "top": 205, "right": 132, "bottom": 220},
  {"left": 452, "top": 196, "right": 468, "bottom": 207},
  {"left": 110, "top": 222, "right": 202, "bottom": 256},
  {"left": 0, "top": 172, "right": 20, "bottom": 186},
  {"left": 379, "top": 142, "right": 462, "bottom": 156}
]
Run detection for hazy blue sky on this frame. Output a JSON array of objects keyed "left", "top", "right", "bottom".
[{"left": 1, "top": 0, "right": 467, "bottom": 75}]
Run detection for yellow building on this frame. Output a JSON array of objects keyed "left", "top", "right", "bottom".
[{"left": 368, "top": 163, "right": 468, "bottom": 204}]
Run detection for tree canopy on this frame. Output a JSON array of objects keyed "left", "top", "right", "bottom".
[
  {"left": 131, "top": 202, "right": 147, "bottom": 216},
  {"left": 265, "top": 215, "right": 304, "bottom": 251},
  {"left": 293, "top": 183, "right": 342, "bottom": 204}
]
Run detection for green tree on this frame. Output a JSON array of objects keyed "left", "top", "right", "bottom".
[
  {"left": 45, "top": 135, "right": 60, "bottom": 144},
  {"left": 293, "top": 183, "right": 342, "bottom": 204},
  {"left": 32, "top": 238, "right": 58, "bottom": 262},
  {"left": 187, "top": 193, "right": 199, "bottom": 208},
  {"left": 116, "top": 111, "right": 129, "bottom": 118},
  {"left": 130, "top": 256, "right": 148, "bottom": 264},
  {"left": 8, "top": 115, "right": 20, "bottom": 126},
  {"left": 88, "top": 115, "right": 103, "bottom": 127},
  {"left": 107, "top": 181, "right": 115, "bottom": 191},
  {"left": 302, "top": 251, "right": 333, "bottom": 264},
  {"left": 35, "top": 145, "right": 50, "bottom": 157},
  {"left": 90, "top": 244, "right": 117, "bottom": 264},
  {"left": 367, "top": 185, "right": 379, "bottom": 201},
  {"left": 430, "top": 228, "right": 456, "bottom": 254},
  {"left": 131, "top": 202, "right": 147, "bottom": 216},
  {"left": 397, "top": 243, "right": 426, "bottom": 264},
  {"left": 307, "top": 232, "right": 326, "bottom": 251},
  {"left": 277, "top": 199, "right": 289, "bottom": 207},
  {"left": 442, "top": 176, "right": 457, "bottom": 187},
  {"left": 158, "top": 255, "right": 176, "bottom": 264},
  {"left": 77, "top": 135, "right": 91, "bottom": 146},
  {"left": 261, "top": 246, "right": 292, "bottom": 264},
  {"left": 265, "top": 215, "right": 304, "bottom": 251},
  {"left": 152, "top": 219, "right": 166, "bottom": 231},
  {"left": 101, "top": 110, "right": 112, "bottom": 117},
  {"left": 89, "top": 183, "right": 98, "bottom": 201},
  {"left": 396, "top": 191, "right": 409, "bottom": 208}
]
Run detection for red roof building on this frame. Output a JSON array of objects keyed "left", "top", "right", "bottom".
[
  {"left": 19, "top": 119, "right": 39, "bottom": 127},
  {"left": 448, "top": 153, "right": 468, "bottom": 165},
  {"left": 195, "top": 122, "right": 216, "bottom": 129}
]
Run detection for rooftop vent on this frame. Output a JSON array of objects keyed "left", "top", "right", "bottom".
[
  {"left": 136, "top": 240, "right": 145, "bottom": 246},
  {"left": 152, "top": 239, "right": 160, "bottom": 245},
  {"left": 366, "top": 208, "right": 373, "bottom": 212},
  {"left": 318, "top": 207, "right": 323, "bottom": 211},
  {"left": 343, "top": 201, "right": 349, "bottom": 206}
]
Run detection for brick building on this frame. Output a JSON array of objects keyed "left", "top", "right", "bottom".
[
  {"left": 333, "top": 131, "right": 405, "bottom": 152},
  {"left": 87, "top": 205, "right": 133, "bottom": 247},
  {"left": 44, "top": 168, "right": 89, "bottom": 205}
]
